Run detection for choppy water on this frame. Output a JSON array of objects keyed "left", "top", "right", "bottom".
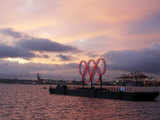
[{"left": 0, "top": 84, "right": 160, "bottom": 120}]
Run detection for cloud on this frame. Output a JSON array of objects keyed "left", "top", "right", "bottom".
[
  {"left": 36, "top": 54, "right": 50, "bottom": 58},
  {"left": 17, "top": 38, "right": 79, "bottom": 53},
  {"left": 56, "top": 54, "right": 76, "bottom": 61},
  {"left": 0, "top": 28, "right": 26, "bottom": 38},
  {"left": 0, "top": 44, "right": 35, "bottom": 59},
  {"left": 85, "top": 52, "right": 99, "bottom": 58},
  {"left": 128, "top": 11, "right": 160, "bottom": 34},
  {"left": 104, "top": 44, "right": 160, "bottom": 74},
  {"left": 0, "top": 28, "right": 80, "bottom": 60},
  {"left": 0, "top": 28, "right": 80, "bottom": 53},
  {"left": 1, "top": 1, "right": 160, "bottom": 55}
]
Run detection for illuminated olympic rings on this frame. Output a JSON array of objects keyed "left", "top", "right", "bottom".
[{"left": 79, "top": 58, "right": 106, "bottom": 84}]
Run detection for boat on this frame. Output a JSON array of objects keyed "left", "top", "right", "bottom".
[
  {"left": 49, "top": 57, "right": 160, "bottom": 101},
  {"left": 49, "top": 85, "right": 159, "bottom": 101},
  {"left": 49, "top": 72, "right": 159, "bottom": 101}
]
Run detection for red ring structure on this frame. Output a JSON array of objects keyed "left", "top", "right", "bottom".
[
  {"left": 79, "top": 58, "right": 106, "bottom": 88},
  {"left": 95, "top": 58, "right": 106, "bottom": 83},
  {"left": 79, "top": 60, "right": 88, "bottom": 85},
  {"left": 79, "top": 60, "right": 87, "bottom": 75},
  {"left": 96, "top": 58, "right": 106, "bottom": 75},
  {"left": 87, "top": 59, "right": 96, "bottom": 84}
]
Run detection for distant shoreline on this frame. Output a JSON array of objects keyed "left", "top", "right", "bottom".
[{"left": 0, "top": 79, "right": 54, "bottom": 85}]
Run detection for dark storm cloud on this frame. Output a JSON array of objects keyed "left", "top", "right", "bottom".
[
  {"left": 0, "top": 28, "right": 80, "bottom": 53},
  {"left": 128, "top": 12, "right": 160, "bottom": 34},
  {"left": 0, "top": 28, "right": 80, "bottom": 59},
  {"left": 0, "top": 44, "right": 35, "bottom": 59},
  {"left": 56, "top": 54, "right": 76, "bottom": 61},
  {"left": 17, "top": 38, "right": 79, "bottom": 53},
  {"left": 104, "top": 44, "right": 160, "bottom": 74}
]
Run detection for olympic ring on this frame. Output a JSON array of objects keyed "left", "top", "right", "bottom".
[
  {"left": 79, "top": 58, "right": 106, "bottom": 86},
  {"left": 96, "top": 58, "right": 106, "bottom": 75},
  {"left": 79, "top": 60, "right": 87, "bottom": 76}
]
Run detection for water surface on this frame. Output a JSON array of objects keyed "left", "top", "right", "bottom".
[{"left": 0, "top": 84, "right": 160, "bottom": 120}]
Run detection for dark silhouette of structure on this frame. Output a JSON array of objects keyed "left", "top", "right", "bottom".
[{"left": 37, "top": 73, "right": 45, "bottom": 84}]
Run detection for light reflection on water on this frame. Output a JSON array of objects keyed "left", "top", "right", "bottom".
[{"left": 0, "top": 84, "right": 160, "bottom": 120}]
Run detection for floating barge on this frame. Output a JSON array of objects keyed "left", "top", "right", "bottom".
[
  {"left": 49, "top": 86, "right": 159, "bottom": 101},
  {"left": 49, "top": 69, "right": 159, "bottom": 101}
]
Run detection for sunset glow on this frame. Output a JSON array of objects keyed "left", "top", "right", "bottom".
[{"left": 0, "top": 0, "right": 160, "bottom": 80}]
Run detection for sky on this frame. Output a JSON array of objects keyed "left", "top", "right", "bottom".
[{"left": 0, "top": 0, "right": 160, "bottom": 80}]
